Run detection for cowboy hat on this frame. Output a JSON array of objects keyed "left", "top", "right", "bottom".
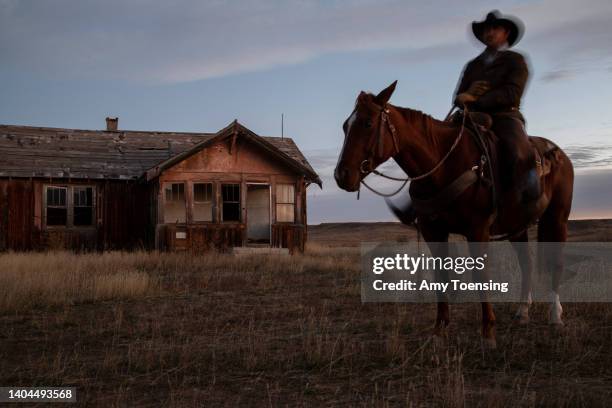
[{"left": 472, "top": 10, "right": 524, "bottom": 47}]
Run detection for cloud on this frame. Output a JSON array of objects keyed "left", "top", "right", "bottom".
[
  {"left": 540, "top": 69, "right": 575, "bottom": 83},
  {"left": 1, "top": 0, "right": 471, "bottom": 83},
  {"left": 518, "top": 1, "right": 612, "bottom": 80},
  {"left": 9, "top": 0, "right": 612, "bottom": 83},
  {"left": 564, "top": 144, "right": 612, "bottom": 169}
]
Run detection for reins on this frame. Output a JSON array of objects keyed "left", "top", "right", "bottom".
[{"left": 359, "top": 104, "right": 469, "bottom": 198}]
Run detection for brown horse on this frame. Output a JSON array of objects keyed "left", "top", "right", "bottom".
[{"left": 334, "top": 81, "right": 574, "bottom": 348}]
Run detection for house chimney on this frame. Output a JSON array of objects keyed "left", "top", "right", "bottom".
[{"left": 105, "top": 117, "right": 118, "bottom": 131}]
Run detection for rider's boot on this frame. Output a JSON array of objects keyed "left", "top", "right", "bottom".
[
  {"left": 502, "top": 153, "right": 542, "bottom": 225},
  {"left": 522, "top": 167, "right": 541, "bottom": 203},
  {"left": 519, "top": 166, "right": 543, "bottom": 223}
]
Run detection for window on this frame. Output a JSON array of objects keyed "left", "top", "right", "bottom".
[
  {"left": 44, "top": 185, "right": 95, "bottom": 227},
  {"left": 73, "top": 186, "right": 93, "bottom": 226},
  {"left": 276, "top": 184, "right": 295, "bottom": 223},
  {"left": 46, "top": 186, "right": 68, "bottom": 226},
  {"left": 193, "top": 183, "right": 213, "bottom": 222},
  {"left": 222, "top": 184, "right": 241, "bottom": 222},
  {"left": 164, "top": 183, "right": 186, "bottom": 223}
]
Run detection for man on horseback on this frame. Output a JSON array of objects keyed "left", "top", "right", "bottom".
[
  {"left": 335, "top": 11, "right": 575, "bottom": 344},
  {"left": 453, "top": 10, "right": 541, "bottom": 217}
]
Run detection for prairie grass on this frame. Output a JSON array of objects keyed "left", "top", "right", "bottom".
[
  {"left": 0, "top": 251, "right": 153, "bottom": 312},
  {"left": 1, "top": 242, "right": 611, "bottom": 406}
]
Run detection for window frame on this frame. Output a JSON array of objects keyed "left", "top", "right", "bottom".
[
  {"left": 192, "top": 182, "right": 214, "bottom": 223},
  {"left": 72, "top": 185, "right": 95, "bottom": 227},
  {"left": 43, "top": 184, "right": 96, "bottom": 229},
  {"left": 221, "top": 183, "right": 241, "bottom": 223},
  {"left": 275, "top": 183, "right": 296, "bottom": 224},
  {"left": 163, "top": 181, "right": 187, "bottom": 224}
]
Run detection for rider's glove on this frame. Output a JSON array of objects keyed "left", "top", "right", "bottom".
[
  {"left": 454, "top": 80, "right": 490, "bottom": 106},
  {"left": 455, "top": 92, "right": 478, "bottom": 106},
  {"left": 466, "top": 80, "right": 490, "bottom": 97}
]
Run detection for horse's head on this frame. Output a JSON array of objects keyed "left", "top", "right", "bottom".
[{"left": 335, "top": 80, "right": 399, "bottom": 192}]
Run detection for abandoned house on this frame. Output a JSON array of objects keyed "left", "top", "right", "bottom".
[{"left": 0, "top": 118, "right": 321, "bottom": 253}]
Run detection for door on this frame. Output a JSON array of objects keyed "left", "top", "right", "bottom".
[{"left": 246, "top": 184, "right": 270, "bottom": 243}]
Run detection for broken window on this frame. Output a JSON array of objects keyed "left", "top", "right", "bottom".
[
  {"left": 46, "top": 186, "right": 68, "bottom": 226},
  {"left": 193, "top": 183, "right": 213, "bottom": 222},
  {"left": 73, "top": 186, "right": 93, "bottom": 226},
  {"left": 222, "top": 184, "right": 240, "bottom": 222},
  {"left": 276, "top": 184, "right": 295, "bottom": 223},
  {"left": 44, "top": 185, "right": 95, "bottom": 227},
  {"left": 164, "top": 183, "right": 186, "bottom": 223}
]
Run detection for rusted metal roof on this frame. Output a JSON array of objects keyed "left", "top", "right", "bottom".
[{"left": 0, "top": 121, "right": 321, "bottom": 186}]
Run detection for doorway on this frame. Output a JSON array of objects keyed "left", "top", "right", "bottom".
[{"left": 246, "top": 184, "right": 271, "bottom": 244}]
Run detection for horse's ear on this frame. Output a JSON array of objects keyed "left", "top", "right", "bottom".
[{"left": 375, "top": 80, "right": 398, "bottom": 105}]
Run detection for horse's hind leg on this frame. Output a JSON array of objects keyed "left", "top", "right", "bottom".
[
  {"left": 537, "top": 188, "right": 572, "bottom": 326},
  {"left": 510, "top": 230, "right": 533, "bottom": 324}
]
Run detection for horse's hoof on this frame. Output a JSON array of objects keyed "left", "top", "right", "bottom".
[{"left": 482, "top": 337, "right": 497, "bottom": 350}]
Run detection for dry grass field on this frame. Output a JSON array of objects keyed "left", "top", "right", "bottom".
[{"left": 2, "top": 220, "right": 612, "bottom": 406}]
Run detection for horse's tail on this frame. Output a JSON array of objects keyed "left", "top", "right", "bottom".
[{"left": 385, "top": 195, "right": 417, "bottom": 226}]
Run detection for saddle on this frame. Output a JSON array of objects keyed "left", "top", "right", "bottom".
[{"left": 448, "top": 110, "right": 554, "bottom": 178}]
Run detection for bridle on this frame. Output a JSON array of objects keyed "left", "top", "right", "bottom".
[
  {"left": 359, "top": 104, "right": 401, "bottom": 175},
  {"left": 357, "top": 103, "right": 469, "bottom": 198}
]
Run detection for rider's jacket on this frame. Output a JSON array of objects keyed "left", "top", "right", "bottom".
[{"left": 454, "top": 49, "right": 529, "bottom": 115}]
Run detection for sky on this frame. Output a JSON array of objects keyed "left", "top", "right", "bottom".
[{"left": 1, "top": 0, "right": 612, "bottom": 223}]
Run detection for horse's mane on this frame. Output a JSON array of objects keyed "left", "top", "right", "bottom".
[
  {"left": 388, "top": 104, "right": 456, "bottom": 143},
  {"left": 360, "top": 92, "right": 453, "bottom": 137},
  {"left": 391, "top": 104, "right": 450, "bottom": 128}
]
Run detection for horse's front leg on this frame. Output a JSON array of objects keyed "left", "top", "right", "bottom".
[
  {"left": 468, "top": 227, "right": 496, "bottom": 348},
  {"left": 510, "top": 231, "right": 532, "bottom": 324},
  {"left": 421, "top": 229, "right": 450, "bottom": 337}
]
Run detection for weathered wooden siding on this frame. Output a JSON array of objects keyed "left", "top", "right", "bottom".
[
  {"left": 162, "top": 223, "right": 305, "bottom": 253},
  {"left": 0, "top": 178, "right": 153, "bottom": 251},
  {"left": 0, "top": 179, "right": 36, "bottom": 250},
  {"left": 271, "top": 224, "right": 305, "bottom": 254},
  {"left": 97, "top": 181, "right": 153, "bottom": 250},
  {"left": 163, "top": 224, "right": 245, "bottom": 252},
  {"left": 156, "top": 138, "right": 308, "bottom": 253}
]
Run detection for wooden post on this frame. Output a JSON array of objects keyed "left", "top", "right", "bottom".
[
  {"left": 155, "top": 179, "right": 164, "bottom": 250},
  {"left": 241, "top": 175, "right": 246, "bottom": 246},
  {"left": 303, "top": 180, "right": 308, "bottom": 249},
  {"left": 186, "top": 180, "right": 193, "bottom": 224}
]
